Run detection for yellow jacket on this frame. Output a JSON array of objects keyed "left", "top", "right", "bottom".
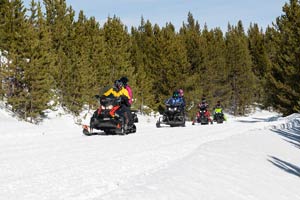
[{"left": 103, "top": 87, "right": 130, "bottom": 100}]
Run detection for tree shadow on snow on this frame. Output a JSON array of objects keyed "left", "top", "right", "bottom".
[
  {"left": 268, "top": 156, "right": 300, "bottom": 178},
  {"left": 236, "top": 119, "right": 263, "bottom": 123},
  {"left": 271, "top": 125, "right": 300, "bottom": 149},
  {"left": 253, "top": 116, "right": 282, "bottom": 122},
  {"left": 237, "top": 116, "right": 282, "bottom": 124},
  {"left": 237, "top": 116, "right": 280, "bottom": 123},
  {"left": 268, "top": 118, "right": 300, "bottom": 177}
]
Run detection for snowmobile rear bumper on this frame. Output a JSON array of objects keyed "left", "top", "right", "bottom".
[
  {"left": 156, "top": 116, "right": 185, "bottom": 127},
  {"left": 91, "top": 118, "right": 122, "bottom": 130},
  {"left": 166, "top": 120, "right": 185, "bottom": 126}
]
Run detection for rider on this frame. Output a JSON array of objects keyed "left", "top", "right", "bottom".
[
  {"left": 103, "top": 80, "right": 131, "bottom": 130},
  {"left": 119, "top": 76, "right": 133, "bottom": 106},
  {"left": 103, "top": 80, "right": 130, "bottom": 99},
  {"left": 198, "top": 97, "right": 209, "bottom": 111},
  {"left": 178, "top": 89, "right": 186, "bottom": 108},
  {"left": 213, "top": 100, "right": 225, "bottom": 121},
  {"left": 165, "top": 90, "right": 184, "bottom": 108},
  {"left": 213, "top": 100, "right": 223, "bottom": 110},
  {"left": 120, "top": 76, "right": 137, "bottom": 123},
  {"left": 192, "top": 97, "right": 212, "bottom": 124}
]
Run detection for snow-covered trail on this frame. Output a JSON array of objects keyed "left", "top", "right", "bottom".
[
  {"left": 0, "top": 109, "right": 299, "bottom": 200},
  {"left": 0, "top": 120, "right": 237, "bottom": 199}
]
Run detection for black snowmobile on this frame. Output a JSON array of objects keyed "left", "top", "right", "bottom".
[
  {"left": 156, "top": 102, "right": 185, "bottom": 128},
  {"left": 83, "top": 95, "right": 138, "bottom": 136},
  {"left": 213, "top": 108, "right": 225, "bottom": 124}
]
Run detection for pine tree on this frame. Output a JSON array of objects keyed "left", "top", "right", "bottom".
[
  {"left": 264, "top": 26, "right": 279, "bottom": 109},
  {"left": 200, "top": 25, "right": 216, "bottom": 103},
  {"left": 248, "top": 23, "right": 271, "bottom": 105},
  {"left": 59, "top": 7, "right": 86, "bottom": 114},
  {"left": 203, "top": 27, "right": 230, "bottom": 109},
  {"left": 77, "top": 14, "right": 105, "bottom": 109},
  {"left": 21, "top": 1, "right": 55, "bottom": 121},
  {"left": 267, "top": 0, "right": 300, "bottom": 115},
  {"left": 152, "top": 23, "right": 189, "bottom": 112},
  {"left": 43, "top": 0, "right": 84, "bottom": 113},
  {"left": 0, "top": 0, "right": 9, "bottom": 49},
  {"left": 1, "top": 0, "right": 32, "bottom": 118},
  {"left": 102, "top": 16, "right": 132, "bottom": 83},
  {"left": 130, "top": 19, "right": 157, "bottom": 113},
  {"left": 0, "top": 0, "right": 10, "bottom": 98},
  {"left": 43, "top": 0, "right": 70, "bottom": 101},
  {"left": 179, "top": 13, "right": 204, "bottom": 116},
  {"left": 226, "top": 21, "right": 256, "bottom": 115}
]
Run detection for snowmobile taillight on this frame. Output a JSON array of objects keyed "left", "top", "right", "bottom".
[
  {"left": 82, "top": 125, "right": 89, "bottom": 130},
  {"left": 117, "top": 123, "right": 121, "bottom": 129}
]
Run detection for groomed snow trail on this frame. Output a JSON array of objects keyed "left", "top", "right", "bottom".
[{"left": 0, "top": 110, "right": 299, "bottom": 200}]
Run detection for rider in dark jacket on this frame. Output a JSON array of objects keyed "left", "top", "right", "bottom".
[{"left": 192, "top": 97, "right": 212, "bottom": 124}]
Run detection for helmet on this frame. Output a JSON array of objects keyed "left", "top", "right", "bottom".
[
  {"left": 178, "top": 89, "right": 184, "bottom": 97},
  {"left": 201, "top": 97, "right": 206, "bottom": 103},
  {"left": 114, "top": 80, "right": 123, "bottom": 90},
  {"left": 173, "top": 91, "right": 179, "bottom": 98},
  {"left": 119, "top": 76, "right": 128, "bottom": 86}
]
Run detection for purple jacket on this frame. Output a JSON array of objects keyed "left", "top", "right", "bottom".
[{"left": 125, "top": 85, "right": 133, "bottom": 105}]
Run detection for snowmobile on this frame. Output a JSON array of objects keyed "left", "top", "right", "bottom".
[
  {"left": 192, "top": 109, "right": 213, "bottom": 125},
  {"left": 213, "top": 108, "right": 225, "bottom": 124},
  {"left": 82, "top": 95, "right": 137, "bottom": 136},
  {"left": 156, "top": 102, "right": 185, "bottom": 127}
]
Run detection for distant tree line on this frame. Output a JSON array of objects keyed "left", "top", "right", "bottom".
[{"left": 0, "top": 0, "right": 299, "bottom": 122}]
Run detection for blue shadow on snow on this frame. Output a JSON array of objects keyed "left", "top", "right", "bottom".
[{"left": 268, "top": 156, "right": 300, "bottom": 178}]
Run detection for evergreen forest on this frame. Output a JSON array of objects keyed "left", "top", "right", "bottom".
[{"left": 0, "top": 0, "right": 299, "bottom": 122}]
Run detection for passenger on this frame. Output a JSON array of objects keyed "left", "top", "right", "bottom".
[{"left": 119, "top": 76, "right": 133, "bottom": 106}]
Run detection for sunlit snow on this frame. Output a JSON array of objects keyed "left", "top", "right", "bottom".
[{"left": 0, "top": 102, "right": 299, "bottom": 200}]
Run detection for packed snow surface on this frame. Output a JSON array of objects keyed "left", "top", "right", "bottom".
[{"left": 0, "top": 104, "right": 299, "bottom": 200}]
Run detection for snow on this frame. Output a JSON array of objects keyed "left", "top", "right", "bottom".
[{"left": 0, "top": 103, "right": 299, "bottom": 200}]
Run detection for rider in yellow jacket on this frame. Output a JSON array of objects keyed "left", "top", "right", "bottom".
[
  {"left": 103, "top": 86, "right": 130, "bottom": 101},
  {"left": 103, "top": 80, "right": 131, "bottom": 129}
]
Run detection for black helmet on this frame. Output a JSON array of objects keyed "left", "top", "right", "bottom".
[
  {"left": 120, "top": 76, "right": 128, "bottom": 86},
  {"left": 173, "top": 91, "right": 179, "bottom": 98},
  {"left": 201, "top": 97, "right": 206, "bottom": 103},
  {"left": 114, "top": 80, "right": 123, "bottom": 90}
]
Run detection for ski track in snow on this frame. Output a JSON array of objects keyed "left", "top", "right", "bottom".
[{"left": 0, "top": 108, "right": 299, "bottom": 200}]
